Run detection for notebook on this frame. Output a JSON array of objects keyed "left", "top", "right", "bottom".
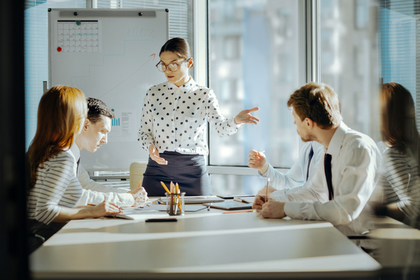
[{"left": 203, "top": 201, "right": 252, "bottom": 210}]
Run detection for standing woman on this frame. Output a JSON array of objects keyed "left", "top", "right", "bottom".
[
  {"left": 377, "top": 82, "right": 420, "bottom": 226},
  {"left": 27, "top": 85, "right": 121, "bottom": 252},
  {"left": 139, "top": 37, "right": 259, "bottom": 196}
]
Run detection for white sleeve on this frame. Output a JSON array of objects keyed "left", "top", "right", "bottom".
[
  {"left": 284, "top": 144, "right": 379, "bottom": 226},
  {"left": 260, "top": 163, "right": 304, "bottom": 190},
  {"left": 75, "top": 189, "right": 135, "bottom": 207},
  {"left": 139, "top": 90, "right": 155, "bottom": 151}
]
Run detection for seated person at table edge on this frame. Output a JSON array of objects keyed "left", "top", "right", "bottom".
[
  {"left": 254, "top": 82, "right": 382, "bottom": 237},
  {"left": 27, "top": 86, "right": 122, "bottom": 252},
  {"left": 248, "top": 141, "right": 324, "bottom": 202},
  {"left": 72, "top": 97, "right": 147, "bottom": 207},
  {"left": 375, "top": 83, "right": 420, "bottom": 227}
]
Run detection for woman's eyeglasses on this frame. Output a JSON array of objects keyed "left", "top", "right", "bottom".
[{"left": 156, "top": 58, "right": 190, "bottom": 72}]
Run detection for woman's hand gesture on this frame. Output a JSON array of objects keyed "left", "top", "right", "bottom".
[
  {"left": 234, "top": 107, "right": 260, "bottom": 125},
  {"left": 148, "top": 144, "right": 168, "bottom": 165}
]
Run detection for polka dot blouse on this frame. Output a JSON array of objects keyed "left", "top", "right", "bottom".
[{"left": 139, "top": 78, "right": 241, "bottom": 155}]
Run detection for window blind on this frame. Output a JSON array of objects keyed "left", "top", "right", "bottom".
[{"left": 379, "top": 0, "right": 420, "bottom": 130}]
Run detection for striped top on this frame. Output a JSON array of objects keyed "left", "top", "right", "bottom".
[
  {"left": 380, "top": 146, "right": 420, "bottom": 222},
  {"left": 27, "top": 150, "right": 83, "bottom": 225}
]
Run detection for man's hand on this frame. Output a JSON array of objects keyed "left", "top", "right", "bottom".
[
  {"left": 128, "top": 186, "right": 150, "bottom": 207},
  {"left": 248, "top": 150, "right": 268, "bottom": 174},
  {"left": 259, "top": 200, "right": 286, "bottom": 219},
  {"left": 148, "top": 144, "right": 168, "bottom": 165},
  {"left": 252, "top": 195, "right": 266, "bottom": 211}
]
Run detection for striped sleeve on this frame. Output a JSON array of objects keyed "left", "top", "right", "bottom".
[
  {"left": 382, "top": 148, "right": 420, "bottom": 221},
  {"left": 27, "top": 152, "right": 75, "bottom": 225}
]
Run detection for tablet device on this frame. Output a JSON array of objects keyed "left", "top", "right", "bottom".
[{"left": 203, "top": 201, "right": 252, "bottom": 210}]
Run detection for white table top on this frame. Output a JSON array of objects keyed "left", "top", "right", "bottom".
[{"left": 30, "top": 207, "right": 381, "bottom": 279}]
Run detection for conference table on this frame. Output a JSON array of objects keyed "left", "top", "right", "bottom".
[{"left": 30, "top": 200, "right": 381, "bottom": 279}]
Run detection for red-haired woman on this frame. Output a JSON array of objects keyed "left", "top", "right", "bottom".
[{"left": 27, "top": 85, "right": 121, "bottom": 252}]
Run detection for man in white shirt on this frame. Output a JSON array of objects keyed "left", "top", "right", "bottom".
[
  {"left": 72, "top": 98, "right": 147, "bottom": 207},
  {"left": 254, "top": 82, "right": 381, "bottom": 236},
  {"left": 248, "top": 141, "right": 324, "bottom": 202}
]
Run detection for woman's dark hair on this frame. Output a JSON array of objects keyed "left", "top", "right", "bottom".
[
  {"left": 87, "top": 97, "right": 114, "bottom": 124},
  {"left": 159, "top": 37, "right": 194, "bottom": 67},
  {"left": 380, "top": 82, "right": 420, "bottom": 161}
]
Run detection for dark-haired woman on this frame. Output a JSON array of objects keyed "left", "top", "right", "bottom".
[
  {"left": 139, "top": 37, "right": 259, "bottom": 196},
  {"left": 377, "top": 82, "right": 420, "bottom": 226}
]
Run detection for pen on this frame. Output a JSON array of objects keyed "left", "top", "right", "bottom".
[
  {"left": 223, "top": 210, "right": 253, "bottom": 214},
  {"left": 160, "top": 181, "right": 170, "bottom": 194},
  {"left": 265, "top": 178, "right": 270, "bottom": 203}
]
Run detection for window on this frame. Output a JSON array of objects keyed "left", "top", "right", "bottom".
[
  {"left": 25, "top": 0, "right": 87, "bottom": 148},
  {"left": 320, "top": 0, "right": 380, "bottom": 140},
  {"left": 208, "top": 0, "right": 306, "bottom": 195}
]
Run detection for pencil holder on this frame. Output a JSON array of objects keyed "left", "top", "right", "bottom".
[{"left": 165, "top": 192, "right": 185, "bottom": 216}]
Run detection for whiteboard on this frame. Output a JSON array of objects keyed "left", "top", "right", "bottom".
[{"left": 48, "top": 8, "right": 168, "bottom": 171}]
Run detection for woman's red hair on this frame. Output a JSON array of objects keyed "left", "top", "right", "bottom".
[{"left": 27, "top": 85, "right": 86, "bottom": 189}]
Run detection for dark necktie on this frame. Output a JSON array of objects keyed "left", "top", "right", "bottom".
[
  {"left": 76, "top": 158, "right": 80, "bottom": 176},
  {"left": 306, "top": 145, "right": 314, "bottom": 181},
  {"left": 324, "top": 153, "right": 334, "bottom": 200}
]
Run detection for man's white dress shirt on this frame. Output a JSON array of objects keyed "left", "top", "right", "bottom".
[
  {"left": 139, "top": 78, "right": 241, "bottom": 155},
  {"left": 260, "top": 141, "right": 324, "bottom": 202},
  {"left": 283, "top": 122, "right": 382, "bottom": 236},
  {"left": 70, "top": 144, "right": 134, "bottom": 207}
]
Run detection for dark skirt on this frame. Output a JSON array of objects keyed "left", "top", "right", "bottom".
[{"left": 142, "top": 151, "right": 210, "bottom": 196}]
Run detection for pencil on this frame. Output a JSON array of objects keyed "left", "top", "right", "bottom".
[
  {"left": 170, "top": 181, "right": 177, "bottom": 214},
  {"left": 265, "top": 178, "right": 270, "bottom": 203},
  {"left": 223, "top": 209, "right": 253, "bottom": 214},
  {"left": 137, "top": 179, "right": 141, "bottom": 189},
  {"left": 175, "top": 182, "right": 182, "bottom": 211},
  {"left": 160, "top": 181, "right": 170, "bottom": 194}
]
